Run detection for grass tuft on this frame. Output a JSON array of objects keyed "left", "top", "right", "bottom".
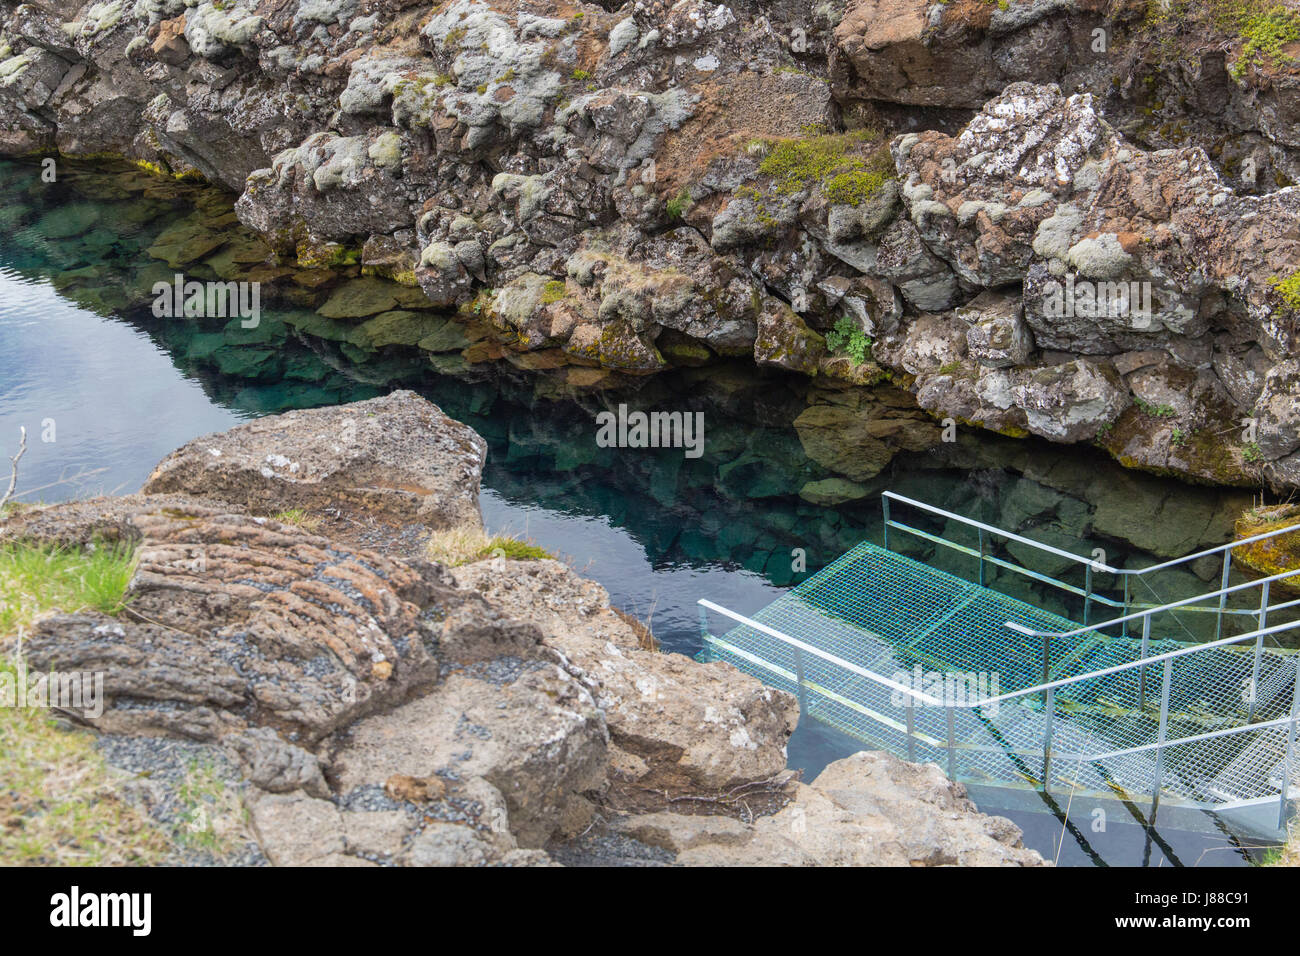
[
  {"left": 426, "top": 525, "right": 554, "bottom": 566},
  {"left": 272, "top": 508, "right": 322, "bottom": 532},
  {"left": 0, "top": 541, "right": 136, "bottom": 637}
]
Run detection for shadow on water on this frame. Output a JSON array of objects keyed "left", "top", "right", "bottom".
[{"left": 0, "top": 157, "right": 1284, "bottom": 866}]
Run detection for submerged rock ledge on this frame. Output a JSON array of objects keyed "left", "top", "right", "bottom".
[
  {"left": 4, "top": 0, "right": 1300, "bottom": 492},
  {"left": 0, "top": 391, "right": 1045, "bottom": 866}
]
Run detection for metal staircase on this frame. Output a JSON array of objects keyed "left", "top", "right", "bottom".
[{"left": 698, "top": 492, "right": 1300, "bottom": 840}]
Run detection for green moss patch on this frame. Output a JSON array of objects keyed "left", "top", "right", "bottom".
[
  {"left": 1270, "top": 270, "right": 1300, "bottom": 312},
  {"left": 756, "top": 130, "right": 891, "bottom": 206}
]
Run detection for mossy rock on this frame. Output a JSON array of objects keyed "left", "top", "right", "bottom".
[
  {"left": 799, "top": 477, "right": 871, "bottom": 506},
  {"left": 427, "top": 351, "right": 471, "bottom": 375},
  {"left": 146, "top": 218, "right": 227, "bottom": 267},
  {"left": 348, "top": 310, "right": 447, "bottom": 349},
  {"left": 416, "top": 319, "right": 473, "bottom": 353},
  {"left": 318, "top": 278, "right": 433, "bottom": 318},
  {"left": 1233, "top": 505, "right": 1300, "bottom": 592},
  {"left": 317, "top": 277, "right": 403, "bottom": 318}
]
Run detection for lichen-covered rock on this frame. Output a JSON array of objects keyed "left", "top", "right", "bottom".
[
  {"left": 142, "top": 390, "right": 487, "bottom": 539},
  {"left": 961, "top": 291, "right": 1033, "bottom": 368}
]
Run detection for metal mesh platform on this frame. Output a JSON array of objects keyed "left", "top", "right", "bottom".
[{"left": 699, "top": 535, "right": 1300, "bottom": 825}]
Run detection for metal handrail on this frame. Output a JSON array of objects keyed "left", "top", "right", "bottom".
[
  {"left": 699, "top": 599, "right": 1300, "bottom": 710},
  {"left": 882, "top": 491, "right": 1107, "bottom": 570},
  {"left": 978, "top": 617, "right": 1300, "bottom": 708},
  {"left": 881, "top": 490, "right": 1300, "bottom": 579},
  {"left": 696, "top": 599, "right": 947, "bottom": 707},
  {"left": 1004, "top": 564, "right": 1300, "bottom": 640},
  {"left": 1060, "top": 714, "right": 1296, "bottom": 763}
]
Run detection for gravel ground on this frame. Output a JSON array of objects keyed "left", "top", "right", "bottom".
[
  {"left": 96, "top": 734, "right": 267, "bottom": 867},
  {"left": 549, "top": 822, "right": 676, "bottom": 867}
]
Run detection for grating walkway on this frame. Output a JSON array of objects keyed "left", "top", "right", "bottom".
[{"left": 699, "top": 538, "right": 1300, "bottom": 823}]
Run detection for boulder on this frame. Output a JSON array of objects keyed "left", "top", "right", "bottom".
[
  {"left": 142, "top": 391, "right": 487, "bottom": 544},
  {"left": 669, "top": 751, "right": 1047, "bottom": 866}
]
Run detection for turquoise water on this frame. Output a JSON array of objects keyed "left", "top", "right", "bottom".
[{"left": 0, "top": 157, "right": 1276, "bottom": 866}]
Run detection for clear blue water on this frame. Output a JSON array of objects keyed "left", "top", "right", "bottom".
[{"left": 0, "top": 157, "right": 1277, "bottom": 866}]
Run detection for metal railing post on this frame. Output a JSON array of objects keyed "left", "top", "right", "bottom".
[
  {"left": 792, "top": 645, "right": 808, "bottom": 719},
  {"left": 904, "top": 697, "right": 916, "bottom": 762},
  {"left": 946, "top": 705, "right": 956, "bottom": 779},
  {"left": 1083, "top": 563, "right": 1093, "bottom": 625},
  {"left": 1042, "top": 633, "right": 1051, "bottom": 685},
  {"left": 699, "top": 604, "right": 709, "bottom": 642},
  {"left": 1151, "top": 657, "right": 1173, "bottom": 823},
  {"left": 1122, "top": 575, "right": 1131, "bottom": 638},
  {"left": 978, "top": 527, "right": 986, "bottom": 587},
  {"left": 1250, "top": 581, "right": 1269, "bottom": 720},
  {"left": 881, "top": 495, "right": 891, "bottom": 551},
  {"left": 1138, "top": 612, "right": 1151, "bottom": 710},
  {"left": 1042, "top": 686, "right": 1055, "bottom": 793},
  {"left": 1280, "top": 659, "right": 1300, "bottom": 831},
  {"left": 1217, "top": 550, "right": 1232, "bottom": 640}
]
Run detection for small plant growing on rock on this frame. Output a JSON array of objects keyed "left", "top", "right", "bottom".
[
  {"left": 824, "top": 167, "right": 888, "bottom": 207},
  {"left": 1232, "top": 4, "right": 1300, "bottom": 76},
  {"left": 426, "top": 526, "right": 555, "bottom": 566},
  {"left": 665, "top": 189, "right": 692, "bottom": 219},
  {"left": 0, "top": 540, "right": 137, "bottom": 636},
  {"left": 824, "top": 316, "right": 872, "bottom": 365},
  {"left": 1171, "top": 427, "right": 1188, "bottom": 446},
  {"left": 572, "top": 69, "right": 591, "bottom": 81},
  {"left": 1134, "top": 396, "right": 1177, "bottom": 418},
  {"left": 1243, "top": 441, "right": 1264, "bottom": 462},
  {"left": 272, "top": 508, "right": 322, "bottom": 532}
]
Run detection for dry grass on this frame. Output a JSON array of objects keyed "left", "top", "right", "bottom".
[
  {"left": 425, "top": 525, "right": 554, "bottom": 566},
  {"left": 271, "top": 508, "right": 323, "bottom": 532}
]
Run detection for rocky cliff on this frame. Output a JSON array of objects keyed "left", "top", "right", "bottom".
[
  {"left": 3, "top": 0, "right": 1300, "bottom": 492},
  {"left": 0, "top": 391, "right": 1045, "bottom": 865}
]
